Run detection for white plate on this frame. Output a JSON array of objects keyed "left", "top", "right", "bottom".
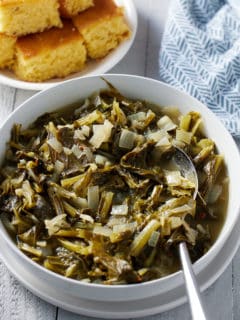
[
  {"left": 0, "top": 0, "right": 137, "bottom": 91},
  {"left": 1, "top": 206, "right": 240, "bottom": 319}
]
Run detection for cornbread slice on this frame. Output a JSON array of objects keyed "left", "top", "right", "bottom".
[
  {"left": 14, "top": 20, "right": 87, "bottom": 82},
  {"left": 0, "top": 33, "right": 16, "bottom": 68},
  {"left": 73, "top": 0, "right": 130, "bottom": 59},
  {"left": 59, "top": 0, "right": 94, "bottom": 17},
  {"left": 0, "top": 0, "right": 62, "bottom": 36}
]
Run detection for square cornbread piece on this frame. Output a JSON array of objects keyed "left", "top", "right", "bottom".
[
  {"left": 72, "top": 0, "right": 130, "bottom": 59},
  {"left": 59, "top": 0, "right": 94, "bottom": 17},
  {"left": 14, "top": 20, "right": 87, "bottom": 82},
  {"left": 0, "top": 0, "right": 62, "bottom": 36},
  {"left": 0, "top": 33, "right": 16, "bottom": 68}
]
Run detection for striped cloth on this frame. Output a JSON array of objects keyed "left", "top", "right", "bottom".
[{"left": 159, "top": 0, "right": 240, "bottom": 137}]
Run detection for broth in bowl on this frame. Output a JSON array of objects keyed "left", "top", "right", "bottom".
[{"left": 0, "top": 84, "right": 228, "bottom": 285}]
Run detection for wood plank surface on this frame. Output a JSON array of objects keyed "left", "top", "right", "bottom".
[
  {"left": 0, "top": 86, "right": 16, "bottom": 123},
  {"left": 232, "top": 247, "right": 240, "bottom": 320},
  {"left": 0, "top": 260, "right": 56, "bottom": 320}
]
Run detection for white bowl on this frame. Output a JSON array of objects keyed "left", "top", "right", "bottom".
[{"left": 0, "top": 75, "right": 240, "bottom": 308}]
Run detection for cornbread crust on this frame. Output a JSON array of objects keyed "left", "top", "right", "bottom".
[
  {"left": 14, "top": 20, "right": 87, "bottom": 82},
  {"left": 73, "top": 0, "right": 130, "bottom": 59},
  {"left": 59, "top": 0, "right": 94, "bottom": 17},
  {"left": 0, "top": 0, "right": 62, "bottom": 36},
  {"left": 0, "top": 33, "right": 16, "bottom": 68}
]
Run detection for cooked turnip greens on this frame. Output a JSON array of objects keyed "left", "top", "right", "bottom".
[{"left": 0, "top": 85, "right": 228, "bottom": 284}]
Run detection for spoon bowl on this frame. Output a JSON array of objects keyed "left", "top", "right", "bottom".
[
  {"left": 172, "top": 146, "right": 198, "bottom": 200},
  {"left": 171, "top": 146, "right": 208, "bottom": 319}
]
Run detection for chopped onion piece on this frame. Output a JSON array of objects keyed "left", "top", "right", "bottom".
[
  {"left": 89, "top": 120, "right": 113, "bottom": 148},
  {"left": 19, "top": 159, "right": 26, "bottom": 165},
  {"left": 130, "top": 219, "right": 161, "bottom": 256},
  {"left": 196, "top": 224, "right": 208, "bottom": 234},
  {"left": 95, "top": 154, "right": 111, "bottom": 166},
  {"left": 79, "top": 213, "right": 94, "bottom": 224},
  {"left": 169, "top": 204, "right": 194, "bottom": 216},
  {"left": 183, "top": 221, "right": 198, "bottom": 245},
  {"left": 54, "top": 160, "right": 64, "bottom": 174},
  {"left": 57, "top": 124, "right": 74, "bottom": 130},
  {"left": 89, "top": 163, "right": 97, "bottom": 171},
  {"left": 112, "top": 222, "right": 137, "bottom": 233},
  {"left": 84, "top": 147, "right": 94, "bottom": 163},
  {"left": 173, "top": 139, "right": 185, "bottom": 149},
  {"left": 82, "top": 125, "right": 90, "bottom": 136},
  {"left": 164, "top": 170, "right": 195, "bottom": 189},
  {"left": 71, "top": 197, "right": 88, "bottom": 208},
  {"left": 93, "top": 225, "right": 112, "bottom": 237},
  {"left": 74, "top": 110, "right": 104, "bottom": 127},
  {"left": 176, "top": 129, "right": 193, "bottom": 145},
  {"left": 148, "top": 231, "right": 160, "bottom": 247},
  {"left": 107, "top": 216, "right": 127, "bottom": 226},
  {"left": 110, "top": 222, "right": 137, "bottom": 243},
  {"left": 180, "top": 114, "right": 191, "bottom": 131},
  {"left": 72, "top": 144, "right": 93, "bottom": 162},
  {"left": 138, "top": 268, "right": 148, "bottom": 276},
  {"left": 128, "top": 112, "right": 146, "bottom": 122},
  {"left": 156, "top": 136, "right": 171, "bottom": 147},
  {"left": 206, "top": 184, "right": 223, "bottom": 204},
  {"left": 119, "top": 129, "right": 137, "bottom": 149},
  {"left": 74, "top": 126, "right": 90, "bottom": 140},
  {"left": 88, "top": 185, "right": 99, "bottom": 210},
  {"left": 170, "top": 217, "right": 182, "bottom": 229},
  {"left": 135, "top": 134, "right": 146, "bottom": 144},
  {"left": 45, "top": 214, "right": 70, "bottom": 236},
  {"left": 36, "top": 240, "right": 47, "bottom": 247},
  {"left": 15, "top": 180, "right": 35, "bottom": 208},
  {"left": 147, "top": 129, "right": 166, "bottom": 142},
  {"left": 47, "top": 137, "right": 63, "bottom": 153},
  {"left": 63, "top": 147, "right": 72, "bottom": 155},
  {"left": 157, "top": 115, "right": 177, "bottom": 131},
  {"left": 164, "top": 170, "right": 182, "bottom": 186},
  {"left": 111, "top": 204, "right": 128, "bottom": 216},
  {"left": 65, "top": 263, "right": 78, "bottom": 277},
  {"left": 71, "top": 144, "right": 82, "bottom": 158}
]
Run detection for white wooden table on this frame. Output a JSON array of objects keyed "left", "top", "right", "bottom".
[{"left": 0, "top": 1, "right": 240, "bottom": 319}]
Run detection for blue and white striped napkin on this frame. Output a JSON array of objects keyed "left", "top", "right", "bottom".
[{"left": 159, "top": 0, "right": 240, "bottom": 137}]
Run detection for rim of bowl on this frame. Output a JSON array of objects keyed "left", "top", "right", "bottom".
[{"left": 0, "top": 74, "right": 239, "bottom": 294}]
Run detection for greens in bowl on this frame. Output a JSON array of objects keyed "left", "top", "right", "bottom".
[{"left": 0, "top": 82, "right": 228, "bottom": 285}]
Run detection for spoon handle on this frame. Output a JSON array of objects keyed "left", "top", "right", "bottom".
[{"left": 179, "top": 242, "right": 208, "bottom": 320}]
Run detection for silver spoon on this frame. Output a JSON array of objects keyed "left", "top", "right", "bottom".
[{"left": 172, "top": 147, "right": 208, "bottom": 320}]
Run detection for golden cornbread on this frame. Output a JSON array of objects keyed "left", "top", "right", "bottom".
[
  {"left": 14, "top": 20, "right": 87, "bottom": 82},
  {"left": 0, "top": 0, "right": 62, "bottom": 36},
  {"left": 59, "top": 0, "right": 93, "bottom": 17},
  {"left": 73, "top": 0, "right": 130, "bottom": 59},
  {"left": 0, "top": 33, "right": 16, "bottom": 68}
]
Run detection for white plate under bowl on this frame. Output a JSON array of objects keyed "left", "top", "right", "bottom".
[{"left": 0, "top": 0, "right": 137, "bottom": 91}]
